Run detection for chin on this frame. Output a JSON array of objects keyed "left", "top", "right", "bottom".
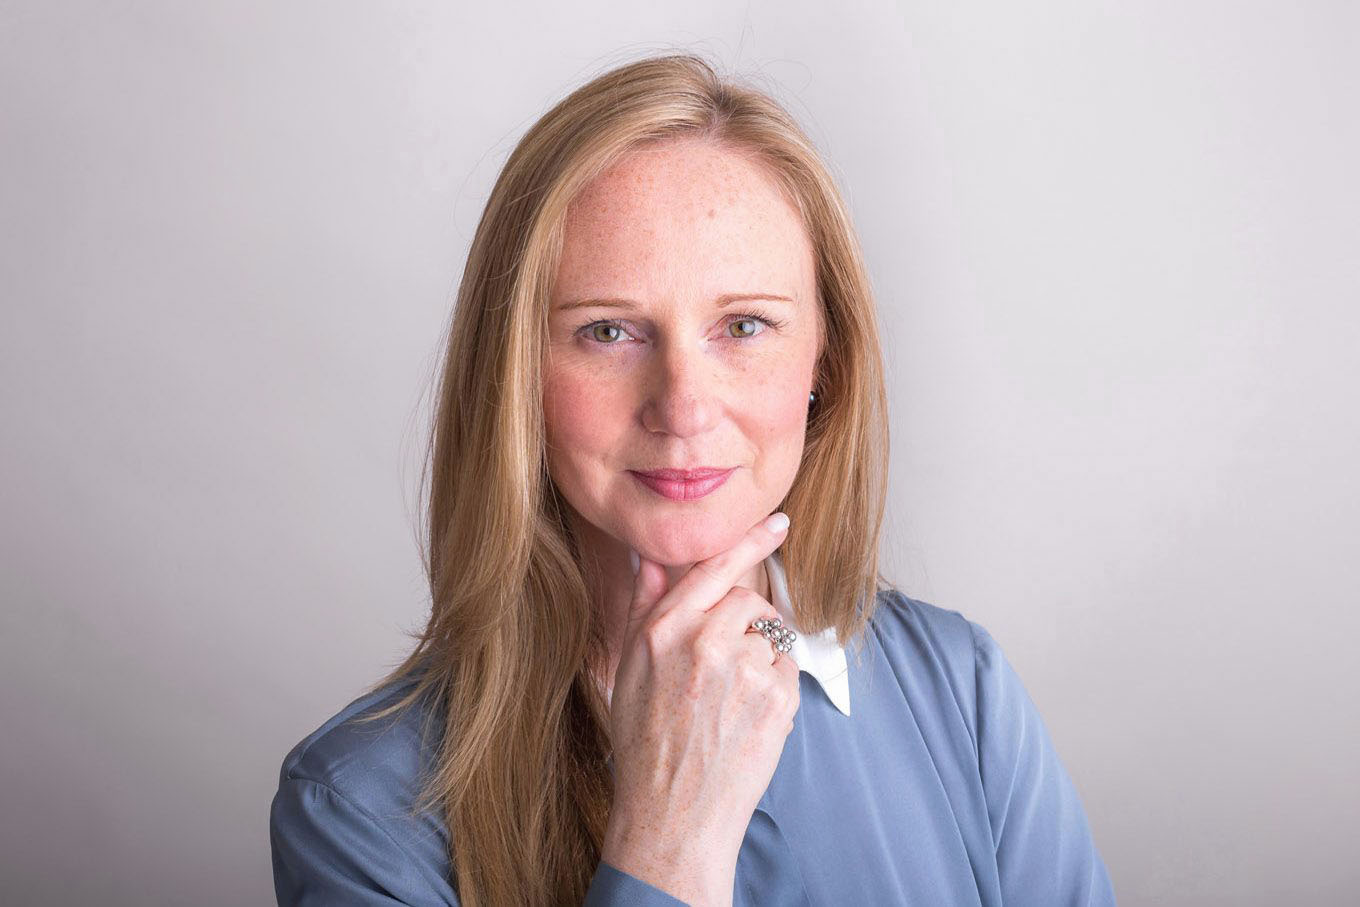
[{"left": 626, "top": 508, "right": 757, "bottom": 567}]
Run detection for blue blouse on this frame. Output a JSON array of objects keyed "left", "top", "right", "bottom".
[{"left": 270, "top": 579, "right": 1116, "bottom": 905}]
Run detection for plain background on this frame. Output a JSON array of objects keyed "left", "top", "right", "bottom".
[{"left": 3, "top": 2, "right": 1357, "bottom": 904}]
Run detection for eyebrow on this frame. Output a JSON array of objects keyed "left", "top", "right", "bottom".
[{"left": 554, "top": 292, "right": 796, "bottom": 313}]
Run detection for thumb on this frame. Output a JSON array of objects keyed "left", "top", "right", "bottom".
[{"left": 626, "top": 548, "right": 671, "bottom": 631}]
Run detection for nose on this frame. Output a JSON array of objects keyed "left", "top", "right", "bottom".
[{"left": 639, "top": 337, "right": 723, "bottom": 438}]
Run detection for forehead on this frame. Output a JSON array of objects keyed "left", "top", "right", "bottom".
[{"left": 553, "top": 139, "right": 815, "bottom": 302}]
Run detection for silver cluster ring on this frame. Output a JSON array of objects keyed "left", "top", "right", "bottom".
[{"left": 749, "top": 616, "right": 797, "bottom": 655}]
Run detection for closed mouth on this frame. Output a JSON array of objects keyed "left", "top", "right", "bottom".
[{"left": 631, "top": 467, "right": 733, "bottom": 481}]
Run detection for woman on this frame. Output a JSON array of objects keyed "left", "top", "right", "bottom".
[{"left": 269, "top": 53, "right": 1116, "bottom": 906}]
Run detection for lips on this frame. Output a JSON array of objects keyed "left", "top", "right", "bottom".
[
  {"left": 629, "top": 467, "right": 735, "bottom": 501},
  {"left": 634, "top": 467, "right": 732, "bottom": 481}
]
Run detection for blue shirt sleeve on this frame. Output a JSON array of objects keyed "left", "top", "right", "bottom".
[
  {"left": 270, "top": 776, "right": 689, "bottom": 906},
  {"left": 585, "top": 863, "right": 689, "bottom": 906},
  {"left": 971, "top": 622, "right": 1117, "bottom": 906}
]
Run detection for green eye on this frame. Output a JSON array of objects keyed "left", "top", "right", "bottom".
[
  {"left": 729, "top": 318, "right": 763, "bottom": 338},
  {"left": 590, "top": 323, "right": 626, "bottom": 343},
  {"left": 577, "top": 311, "right": 781, "bottom": 347}
]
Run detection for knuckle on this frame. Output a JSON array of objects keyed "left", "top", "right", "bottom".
[
  {"left": 640, "top": 621, "right": 669, "bottom": 656},
  {"left": 691, "top": 635, "right": 725, "bottom": 670},
  {"left": 724, "top": 585, "right": 763, "bottom": 607},
  {"left": 735, "top": 658, "right": 766, "bottom": 689}
]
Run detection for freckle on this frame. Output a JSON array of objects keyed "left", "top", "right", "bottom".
[{"left": 707, "top": 208, "right": 716, "bottom": 218}]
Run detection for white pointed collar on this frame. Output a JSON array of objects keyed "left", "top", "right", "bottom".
[{"left": 764, "top": 551, "right": 852, "bottom": 716}]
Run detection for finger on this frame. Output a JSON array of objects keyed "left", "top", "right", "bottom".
[
  {"left": 666, "top": 512, "right": 790, "bottom": 616},
  {"left": 770, "top": 649, "right": 801, "bottom": 697},
  {"left": 626, "top": 549, "right": 671, "bottom": 631},
  {"left": 739, "top": 628, "right": 780, "bottom": 666},
  {"left": 707, "top": 585, "right": 783, "bottom": 641}
]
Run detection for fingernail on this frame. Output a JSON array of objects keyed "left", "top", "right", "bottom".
[
  {"left": 628, "top": 548, "right": 640, "bottom": 575},
  {"left": 764, "top": 512, "right": 790, "bottom": 533}
]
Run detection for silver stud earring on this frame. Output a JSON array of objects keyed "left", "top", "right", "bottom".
[{"left": 809, "top": 391, "right": 817, "bottom": 403}]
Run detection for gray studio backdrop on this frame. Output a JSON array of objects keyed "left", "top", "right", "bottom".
[{"left": 3, "top": 2, "right": 1357, "bottom": 905}]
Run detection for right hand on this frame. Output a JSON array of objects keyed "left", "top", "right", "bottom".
[{"left": 600, "top": 512, "right": 802, "bottom": 905}]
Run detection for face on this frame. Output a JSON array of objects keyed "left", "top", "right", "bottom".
[{"left": 543, "top": 137, "right": 823, "bottom": 567}]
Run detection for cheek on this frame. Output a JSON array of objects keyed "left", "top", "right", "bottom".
[
  {"left": 743, "top": 370, "right": 811, "bottom": 459},
  {"left": 544, "top": 370, "right": 621, "bottom": 460},
  {"left": 764, "top": 393, "right": 810, "bottom": 446}
]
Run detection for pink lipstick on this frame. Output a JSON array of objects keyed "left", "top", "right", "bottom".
[{"left": 629, "top": 467, "right": 735, "bottom": 501}]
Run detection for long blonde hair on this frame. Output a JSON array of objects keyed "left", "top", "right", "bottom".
[{"left": 365, "top": 52, "right": 892, "bottom": 905}]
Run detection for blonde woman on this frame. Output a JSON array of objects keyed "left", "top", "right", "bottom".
[{"left": 268, "top": 53, "right": 1116, "bottom": 907}]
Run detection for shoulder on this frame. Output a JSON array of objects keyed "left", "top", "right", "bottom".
[
  {"left": 865, "top": 594, "right": 1118, "bottom": 903},
  {"left": 866, "top": 586, "right": 993, "bottom": 678},
  {"left": 278, "top": 675, "right": 438, "bottom": 797},
  {"left": 270, "top": 675, "right": 455, "bottom": 901},
  {"left": 863, "top": 587, "right": 1009, "bottom": 742}
]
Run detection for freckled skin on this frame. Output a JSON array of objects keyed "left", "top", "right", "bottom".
[{"left": 542, "top": 136, "right": 822, "bottom": 675}]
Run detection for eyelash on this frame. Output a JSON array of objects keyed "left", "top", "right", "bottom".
[{"left": 576, "top": 311, "right": 789, "bottom": 346}]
